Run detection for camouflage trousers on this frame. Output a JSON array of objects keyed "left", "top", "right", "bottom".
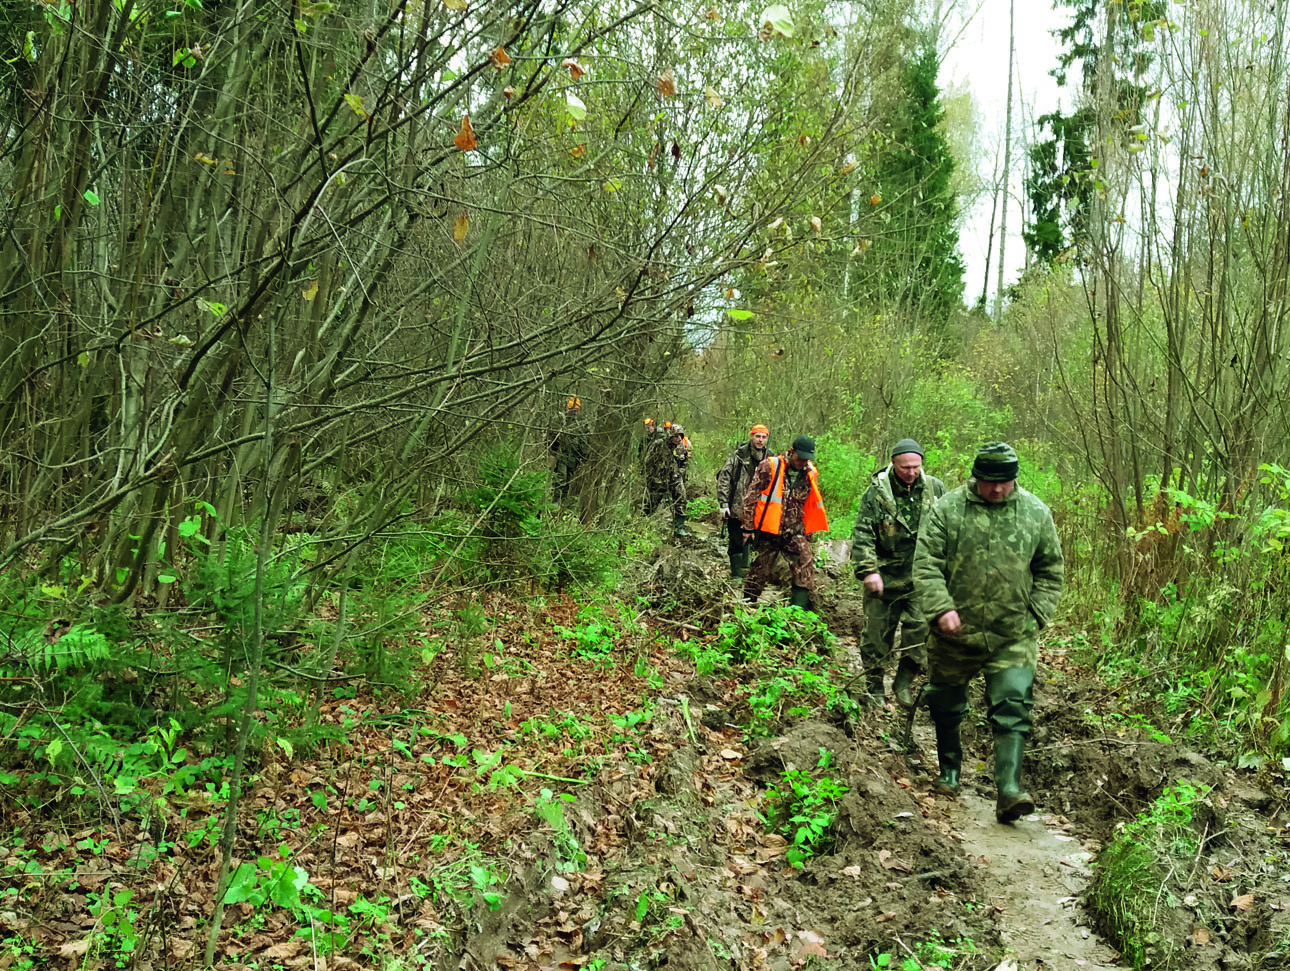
[
  {"left": 553, "top": 459, "right": 581, "bottom": 502},
  {"left": 926, "top": 626, "right": 1038, "bottom": 685},
  {"left": 743, "top": 532, "right": 815, "bottom": 597},
  {"left": 861, "top": 590, "right": 929, "bottom": 671},
  {"left": 643, "top": 487, "right": 686, "bottom": 518}
]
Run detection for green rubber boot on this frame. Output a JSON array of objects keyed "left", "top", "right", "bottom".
[
  {"left": 993, "top": 733, "right": 1035, "bottom": 823},
  {"left": 673, "top": 515, "right": 691, "bottom": 538},
  {"left": 925, "top": 682, "right": 968, "bottom": 795},
  {"left": 730, "top": 553, "right": 747, "bottom": 580},
  {"left": 892, "top": 657, "right": 921, "bottom": 710},
  {"left": 789, "top": 584, "right": 812, "bottom": 610},
  {"left": 985, "top": 666, "right": 1036, "bottom": 823}
]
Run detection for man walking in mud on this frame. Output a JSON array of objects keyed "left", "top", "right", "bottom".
[
  {"left": 913, "top": 442, "right": 1064, "bottom": 823},
  {"left": 740, "top": 435, "right": 829, "bottom": 610},
  {"left": 851, "top": 438, "right": 945, "bottom": 707},
  {"left": 717, "top": 423, "right": 770, "bottom": 580}
]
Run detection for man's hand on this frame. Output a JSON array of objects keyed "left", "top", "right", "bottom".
[
  {"left": 721, "top": 506, "right": 731, "bottom": 518},
  {"left": 743, "top": 531, "right": 755, "bottom": 544},
  {"left": 862, "top": 572, "right": 884, "bottom": 595},
  {"left": 936, "top": 610, "right": 962, "bottom": 635}
]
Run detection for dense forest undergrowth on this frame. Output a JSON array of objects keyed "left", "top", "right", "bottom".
[{"left": 5, "top": 501, "right": 1290, "bottom": 971}]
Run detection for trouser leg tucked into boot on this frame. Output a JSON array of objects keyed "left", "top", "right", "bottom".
[
  {"left": 986, "top": 666, "right": 1036, "bottom": 823},
  {"left": 924, "top": 682, "right": 969, "bottom": 795},
  {"left": 892, "top": 656, "right": 922, "bottom": 710},
  {"left": 863, "top": 669, "right": 885, "bottom": 705}
]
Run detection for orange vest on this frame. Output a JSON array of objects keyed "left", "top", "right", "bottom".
[{"left": 752, "top": 456, "right": 829, "bottom": 535}]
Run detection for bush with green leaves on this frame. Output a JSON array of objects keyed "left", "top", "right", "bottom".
[
  {"left": 454, "top": 445, "right": 617, "bottom": 590},
  {"left": 763, "top": 750, "right": 849, "bottom": 868},
  {"left": 555, "top": 601, "right": 642, "bottom": 666},
  {"left": 713, "top": 602, "right": 837, "bottom": 667}
]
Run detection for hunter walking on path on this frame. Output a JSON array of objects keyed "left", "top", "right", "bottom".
[
  {"left": 717, "top": 424, "right": 771, "bottom": 579},
  {"left": 740, "top": 435, "right": 829, "bottom": 610},
  {"left": 913, "top": 442, "right": 1065, "bottom": 823},
  {"left": 550, "top": 397, "right": 590, "bottom": 504},
  {"left": 851, "top": 439, "right": 946, "bottom": 707},
  {"left": 644, "top": 423, "right": 691, "bottom": 537}
]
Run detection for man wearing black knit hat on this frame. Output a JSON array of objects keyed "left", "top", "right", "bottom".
[
  {"left": 850, "top": 438, "right": 946, "bottom": 708},
  {"left": 913, "top": 442, "right": 1065, "bottom": 824}
]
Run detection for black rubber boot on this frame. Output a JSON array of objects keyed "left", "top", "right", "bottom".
[
  {"left": 673, "top": 515, "right": 690, "bottom": 538},
  {"left": 730, "top": 551, "right": 748, "bottom": 580},
  {"left": 925, "top": 682, "right": 969, "bottom": 795},
  {"left": 789, "top": 584, "right": 812, "bottom": 611},
  {"left": 861, "top": 670, "right": 885, "bottom": 706},
  {"left": 892, "top": 657, "right": 921, "bottom": 710},
  {"left": 985, "top": 666, "right": 1036, "bottom": 823}
]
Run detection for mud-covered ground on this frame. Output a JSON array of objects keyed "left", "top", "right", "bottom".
[{"left": 4, "top": 519, "right": 1290, "bottom": 970}]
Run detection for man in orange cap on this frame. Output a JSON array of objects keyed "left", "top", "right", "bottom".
[
  {"left": 550, "top": 397, "right": 589, "bottom": 503},
  {"left": 717, "top": 424, "right": 770, "bottom": 578},
  {"left": 638, "top": 417, "right": 658, "bottom": 467}
]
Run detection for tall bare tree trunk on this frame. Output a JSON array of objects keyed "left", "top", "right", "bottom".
[{"left": 994, "top": 0, "right": 1015, "bottom": 316}]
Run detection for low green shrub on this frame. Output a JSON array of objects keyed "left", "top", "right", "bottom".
[{"left": 1088, "top": 782, "right": 1214, "bottom": 971}]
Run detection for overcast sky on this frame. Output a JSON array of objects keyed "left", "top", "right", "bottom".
[{"left": 940, "top": 0, "right": 1074, "bottom": 306}]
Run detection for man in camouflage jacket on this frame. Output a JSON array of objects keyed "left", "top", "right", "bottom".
[
  {"left": 550, "top": 398, "right": 590, "bottom": 503},
  {"left": 644, "top": 424, "right": 690, "bottom": 536},
  {"left": 851, "top": 439, "right": 945, "bottom": 707},
  {"left": 717, "top": 424, "right": 770, "bottom": 579},
  {"left": 913, "top": 442, "right": 1064, "bottom": 823}
]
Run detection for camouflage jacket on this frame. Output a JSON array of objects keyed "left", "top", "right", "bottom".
[
  {"left": 675, "top": 436, "right": 692, "bottom": 480},
  {"left": 645, "top": 436, "right": 687, "bottom": 498},
  {"left": 850, "top": 467, "right": 945, "bottom": 590},
  {"left": 716, "top": 440, "right": 769, "bottom": 511},
  {"left": 913, "top": 481, "right": 1065, "bottom": 649},
  {"left": 550, "top": 415, "right": 589, "bottom": 465},
  {"left": 740, "top": 454, "right": 815, "bottom": 541}
]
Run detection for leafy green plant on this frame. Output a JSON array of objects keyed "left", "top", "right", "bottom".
[
  {"left": 763, "top": 751, "right": 849, "bottom": 868},
  {"left": 709, "top": 602, "right": 837, "bottom": 668},
  {"left": 556, "top": 602, "right": 639, "bottom": 666},
  {"left": 87, "top": 888, "right": 141, "bottom": 968},
  {"left": 535, "top": 788, "right": 586, "bottom": 872}
]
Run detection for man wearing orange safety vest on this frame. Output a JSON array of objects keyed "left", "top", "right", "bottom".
[{"left": 739, "top": 435, "right": 829, "bottom": 610}]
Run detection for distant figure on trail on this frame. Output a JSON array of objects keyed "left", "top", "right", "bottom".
[
  {"left": 740, "top": 435, "right": 829, "bottom": 611},
  {"left": 639, "top": 417, "right": 658, "bottom": 466},
  {"left": 913, "top": 442, "right": 1065, "bottom": 823},
  {"left": 550, "top": 397, "right": 589, "bottom": 504},
  {"left": 673, "top": 423, "right": 693, "bottom": 487},
  {"left": 717, "top": 424, "right": 770, "bottom": 579},
  {"left": 644, "top": 423, "right": 690, "bottom": 537},
  {"left": 851, "top": 438, "right": 946, "bottom": 708}
]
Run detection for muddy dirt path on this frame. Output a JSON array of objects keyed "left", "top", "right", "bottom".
[{"left": 946, "top": 790, "right": 1124, "bottom": 969}]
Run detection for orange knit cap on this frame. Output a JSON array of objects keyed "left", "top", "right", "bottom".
[{"left": 750, "top": 424, "right": 769, "bottom": 435}]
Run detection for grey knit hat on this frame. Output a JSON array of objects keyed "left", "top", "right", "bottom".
[
  {"left": 891, "top": 438, "right": 924, "bottom": 458},
  {"left": 971, "top": 442, "right": 1019, "bottom": 482}
]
